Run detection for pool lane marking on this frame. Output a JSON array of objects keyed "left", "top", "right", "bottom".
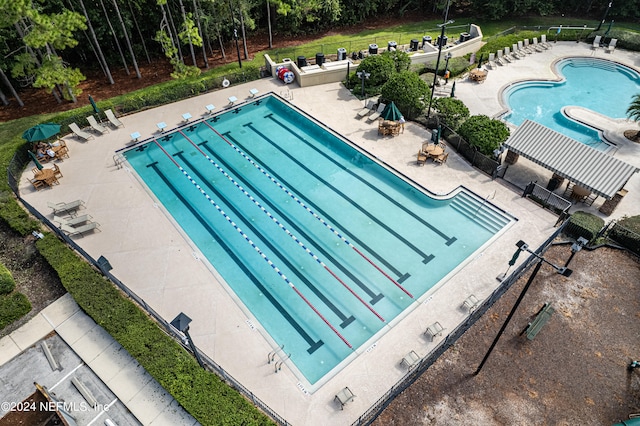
[
  {"left": 202, "top": 120, "right": 415, "bottom": 299},
  {"left": 197, "top": 141, "right": 385, "bottom": 305},
  {"left": 145, "top": 161, "right": 323, "bottom": 354},
  {"left": 264, "top": 114, "right": 457, "bottom": 246},
  {"left": 174, "top": 153, "right": 355, "bottom": 329},
  {"left": 151, "top": 138, "right": 353, "bottom": 349},
  {"left": 178, "top": 130, "right": 386, "bottom": 321}
]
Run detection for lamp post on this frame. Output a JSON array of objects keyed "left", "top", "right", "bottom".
[
  {"left": 427, "top": 20, "right": 454, "bottom": 118},
  {"left": 474, "top": 240, "right": 576, "bottom": 376},
  {"left": 356, "top": 70, "right": 370, "bottom": 98},
  {"left": 171, "top": 312, "right": 205, "bottom": 369},
  {"left": 595, "top": 1, "right": 613, "bottom": 32},
  {"left": 227, "top": 0, "right": 242, "bottom": 68}
]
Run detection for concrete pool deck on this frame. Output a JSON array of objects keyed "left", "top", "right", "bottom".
[{"left": 17, "top": 42, "right": 639, "bottom": 425}]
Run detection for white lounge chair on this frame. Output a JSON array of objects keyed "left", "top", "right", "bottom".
[
  {"left": 532, "top": 37, "right": 545, "bottom": 52},
  {"left": 53, "top": 214, "right": 93, "bottom": 227},
  {"left": 518, "top": 40, "right": 532, "bottom": 55},
  {"left": 487, "top": 53, "right": 496, "bottom": 69},
  {"left": 69, "top": 123, "right": 94, "bottom": 141},
  {"left": 105, "top": 109, "right": 124, "bottom": 128},
  {"left": 540, "top": 34, "right": 552, "bottom": 49},
  {"left": 503, "top": 47, "right": 514, "bottom": 63},
  {"left": 511, "top": 44, "right": 524, "bottom": 59},
  {"left": 61, "top": 221, "right": 100, "bottom": 237},
  {"left": 357, "top": 100, "right": 375, "bottom": 117},
  {"left": 592, "top": 35, "right": 602, "bottom": 50},
  {"left": 47, "top": 200, "right": 85, "bottom": 215},
  {"left": 367, "top": 103, "right": 386, "bottom": 122},
  {"left": 523, "top": 39, "right": 535, "bottom": 53},
  {"left": 86, "top": 115, "right": 109, "bottom": 134},
  {"left": 496, "top": 50, "right": 506, "bottom": 66},
  {"left": 605, "top": 38, "right": 617, "bottom": 53}
]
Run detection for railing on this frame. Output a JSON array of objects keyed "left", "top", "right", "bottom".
[
  {"left": 350, "top": 222, "right": 567, "bottom": 425},
  {"left": 522, "top": 181, "right": 572, "bottom": 222},
  {"left": 440, "top": 124, "right": 501, "bottom": 178}
]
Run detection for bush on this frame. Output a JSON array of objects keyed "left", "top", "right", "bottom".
[
  {"left": 565, "top": 211, "right": 605, "bottom": 243},
  {"left": 609, "top": 215, "right": 640, "bottom": 255},
  {"left": 0, "top": 293, "right": 31, "bottom": 330},
  {"left": 0, "top": 191, "right": 41, "bottom": 236},
  {"left": 382, "top": 49, "right": 411, "bottom": 73},
  {"left": 434, "top": 98, "right": 469, "bottom": 131},
  {"left": 380, "top": 71, "right": 430, "bottom": 120},
  {"left": 457, "top": 115, "right": 510, "bottom": 156},
  {"left": 348, "top": 54, "right": 395, "bottom": 95},
  {"left": 0, "top": 262, "right": 15, "bottom": 295}
]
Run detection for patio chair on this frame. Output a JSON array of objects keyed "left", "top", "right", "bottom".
[
  {"left": 503, "top": 47, "right": 514, "bottom": 63},
  {"left": 487, "top": 53, "right": 496, "bottom": 69},
  {"left": 417, "top": 150, "right": 428, "bottom": 166},
  {"left": 523, "top": 39, "right": 535, "bottom": 53},
  {"left": 462, "top": 294, "right": 480, "bottom": 312},
  {"left": 540, "top": 34, "right": 552, "bottom": 49},
  {"left": 105, "top": 109, "right": 124, "bottom": 128},
  {"left": 532, "top": 37, "right": 545, "bottom": 52},
  {"left": 367, "top": 103, "right": 386, "bottom": 122},
  {"left": 592, "top": 35, "right": 602, "bottom": 50},
  {"left": 425, "top": 321, "right": 444, "bottom": 341},
  {"left": 400, "top": 350, "right": 421, "bottom": 370},
  {"left": 517, "top": 40, "right": 532, "bottom": 55},
  {"left": 69, "top": 122, "right": 95, "bottom": 141},
  {"left": 29, "top": 178, "right": 46, "bottom": 191},
  {"left": 334, "top": 387, "right": 355, "bottom": 410},
  {"left": 61, "top": 221, "right": 100, "bottom": 237},
  {"left": 605, "top": 38, "right": 617, "bottom": 53},
  {"left": 357, "top": 100, "right": 375, "bottom": 118},
  {"left": 52, "top": 163, "right": 63, "bottom": 179},
  {"left": 53, "top": 214, "right": 93, "bottom": 227},
  {"left": 434, "top": 152, "right": 449, "bottom": 164},
  {"left": 496, "top": 50, "right": 506, "bottom": 66},
  {"left": 87, "top": 115, "right": 109, "bottom": 134},
  {"left": 511, "top": 44, "right": 524, "bottom": 59},
  {"left": 47, "top": 199, "right": 85, "bottom": 216}
]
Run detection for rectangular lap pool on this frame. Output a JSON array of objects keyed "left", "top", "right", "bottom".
[{"left": 122, "top": 94, "right": 514, "bottom": 387}]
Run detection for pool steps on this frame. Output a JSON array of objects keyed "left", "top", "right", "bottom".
[{"left": 449, "top": 192, "right": 510, "bottom": 234}]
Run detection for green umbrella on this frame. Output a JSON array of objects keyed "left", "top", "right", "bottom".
[
  {"left": 22, "top": 123, "right": 61, "bottom": 142},
  {"left": 89, "top": 95, "right": 100, "bottom": 115},
  {"left": 381, "top": 102, "right": 403, "bottom": 121},
  {"left": 28, "top": 150, "right": 43, "bottom": 170},
  {"left": 450, "top": 81, "right": 456, "bottom": 97}
]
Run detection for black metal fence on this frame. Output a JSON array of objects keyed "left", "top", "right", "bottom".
[
  {"left": 604, "top": 221, "right": 640, "bottom": 256},
  {"left": 350, "top": 223, "right": 567, "bottom": 425},
  {"left": 522, "top": 181, "right": 572, "bottom": 221},
  {"left": 440, "top": 125, "right": 501, "bottom": 178}
]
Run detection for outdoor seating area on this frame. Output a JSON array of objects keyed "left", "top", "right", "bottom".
[
  {"left": 378, "top": 120, "right": 402, "bottom": 136},
  {"left": 417, "top": 142, "right": 448, "bottom": 165},
  {"left": 469, "top": 68, "right": 487, "bottom": 83},
  {"left": 30, "top": 164, "right": 63, "bottom": 189}
]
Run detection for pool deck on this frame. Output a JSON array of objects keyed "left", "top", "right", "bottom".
[{"left": 16, "top": 42, "right": 639, "bottom": 425}]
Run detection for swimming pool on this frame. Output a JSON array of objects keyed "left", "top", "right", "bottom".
[
  {"left": 503, "top": 57, "right": 640, "bottom": 150},
  {"left": 123, "top": 94, "right": 514, "bottom": 386}
]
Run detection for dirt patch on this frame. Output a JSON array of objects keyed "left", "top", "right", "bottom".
[{"left": 374, "top": 245, "right": 640, "bottom": 425}]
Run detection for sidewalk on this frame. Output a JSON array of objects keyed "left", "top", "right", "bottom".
[{"left": 0, "top": 293, "right": 199, "bottom": 426}]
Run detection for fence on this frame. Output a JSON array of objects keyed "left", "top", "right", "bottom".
[
  {"left": 350, "top": 222, "right": 567, "bottom": 425},
  {"left": 440, "top": 124, "right": 501, "bottom": 178},
  {"left": 522, "top": 181, "right": 572, "bottom": 222},
  {"left": 6, "top": 153, "right": 291, "bottom": 426}
]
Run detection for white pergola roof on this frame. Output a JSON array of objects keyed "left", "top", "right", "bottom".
[{"left": 504, "top": 120, "right": 639, "bottom": 199}]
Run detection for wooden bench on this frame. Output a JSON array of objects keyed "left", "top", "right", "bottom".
[{"left": 521, "top": 303, "right": 555, "bottom": 340}]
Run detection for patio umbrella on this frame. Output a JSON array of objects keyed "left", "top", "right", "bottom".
[
  {"left": 477, "top": 53, "right": 484, "bottom": 68},
  {"left": 22, "top": 123, "right": 61, "bottom": 142},
  {"left": 89, "top": 95, "right": 100, "bottom": 115},
  {"left": 28, "top": 150, "right": 43, "bottom": 170},
  {"left": 450, "top": 81, "right": 456, "bottom": 98},
  {"left": 380, "top": 102, "right": 403, "bottom": 121}
]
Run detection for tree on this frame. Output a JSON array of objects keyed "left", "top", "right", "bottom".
[
  {"left": 382, "top": 49, "right": 411, "bottom": 73},
  {"left": 348, "top": 54, "right": 395, "bottom": 93},
  {"left": 457, "top": 115, "right": 510, "bottom": 156},
  {"left": 380, "top": 71, "right": 430, "bottom": 119},
  {"left": 627, "top": 93, "right": 640, "bottom": 139},
  {"left": 434, "top": 97, "right": 469, "bottom": 131}
]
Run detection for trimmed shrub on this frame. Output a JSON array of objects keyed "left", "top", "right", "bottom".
[
  {"left": 457, "top": 115, "right": 510, "bottom": 156},
  {"left": 0, "top": 262, "right": 15, "bottom": 295},
  {"left": 348, "top": 54, "right": 395, "bottom": 95},
  {"left": 0, "top": 191, "right": 40, "bottom": 237},
  {"left": 382, "top": 49, "right": 411, "bottom": 73},
  {"left": 609, "top": 215, "right": 640, "bottom": 255},
  {"left": 380, "top": 71, "right": 430, "bottom": 120},
  {"left": 0, "top": 293, "right": 31, "bottom": 330},
  {"left": 434, "top": 98, "right": 469, "bottom": 131},
  {"left": 565, "top": 211, "right": 605, "bottom": 243}
]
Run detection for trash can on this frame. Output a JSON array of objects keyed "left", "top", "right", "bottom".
[
  {"left": 459, "top": 32, "right": 471, "bottom": 43},
  {"left": 410, "top": 39, "right": 419, "bottom": 51},
  {"left": 422, "top": 36, "right": 432, "bottom": 47},
  {"left": 337, "top": 48, "right": 347, "bottom": 61},
  {"left": 387, "top": 41, "right": 397, "bottom": 51},
  {"left": 369, "top": 44, "right": 378, "bottom": 55},
  {"left": 437, "top": 35, "right": 448, "bottom": 48},
  {"left": 316, "top": 52, "right": 325, "bottom": 66},
  {"left": 297, "top": 56, "right": 307, "bottom": 68}
]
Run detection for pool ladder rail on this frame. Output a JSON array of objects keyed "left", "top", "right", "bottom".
[{"left": 268, "top": 345, "right": 291, "bottom": 373}]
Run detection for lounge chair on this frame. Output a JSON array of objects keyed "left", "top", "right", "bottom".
[
  {"left": 532, "top": 37, "right": 545, "bottom": 52},
  {"left": 511, "top": 44, "right": 524, "bottom": 59},
  {"left": 157, "top": 122, "right": 167, "bottom": 133},
  {"left": 249, "top": 88, "right": 259, "bottom": 98},
  {"left": 87, "top": 115, "right": 109, "bottom": 134},
  {"left": 205, "top": 104, "right": 215, "bottom": 114},
  {"left": 592, "top": 35, "right": 602, "bottom": 50},
  {"left": 496, "top": 50, "right": 506, "bottom": 66},
  {"left": 518, "top": 40, "right": 532, "bottom": 55},
  {"left": 61, "top": 221, "right": 100, "bottom": 237},
  {"left": 463, "top": 294, "right": 480, "bottom": 312},
  {"left": 69, "top": 123, "right": 94, "bottom": 141},
  {"left": 357, "top": 100, "right": 375, "bottom": 117},
  {"left": 503, "top": 47, "right": 514, "bottom": 63},
  {"left": 334, "top": 387, "right": 355, "bottom": 410},
  {"left": 105, "top": 109, "right": 124, "bottom": 128},
  {"left": 400, "top": 350, "right": 421, "bottom": 370},
  {"left": 47, "top": 200, "right": 85, "bottom": 215},
  {"left": 54, "top": 214, "right": 93, "bottom": 227},
  {"left": 424, "top": 321, "right": 445, "bottom": 341},
  {"left": 367, "top": 103, "right": 386, "bottom": 122},
  {"left": 523, "top": 39, "right": 535, "bottom": 53},
  {"left": 540, "top": 34, "right": 552, "bottom": 49},
  {"left": 605, "top": 38, "right": 617, "bottom": 53},
  {"left": 487, "top": 53, "right": 496, "bottom": 69}
]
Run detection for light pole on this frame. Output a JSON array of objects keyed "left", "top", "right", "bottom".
[
  {"left": 227, "top": 0, "right": 242, "bottom": 68},
  {"left": 474, "top": 240, "right": 576, "bottom": 376},
  {"left": 356, "top": 70, "right": 370, "bottom": 98},
  {"left": 427, "top": 20, "right": 454, "bottom": 118},
  {"left": 595, "top": 2, "right": 613, "bottom": 32},
  {"left": 171, "top": 312, "right": 205, "bottom": 369}
]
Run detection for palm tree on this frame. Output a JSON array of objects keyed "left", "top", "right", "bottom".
[{"left": 627, "top": 93, "right": 640, "bottom": 141}]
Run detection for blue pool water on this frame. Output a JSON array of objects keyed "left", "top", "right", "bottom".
[
  {"left": 123, "top": 95, "right": 513, "bottom": 385},
  {"left": 504, "top": 58, "right": 640, "bottom": 150}
]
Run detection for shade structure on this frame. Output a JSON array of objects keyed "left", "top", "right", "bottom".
[
  {"left": 28, "top": 150, "right": 43, "bottom": 170},
  {"left": 22, "top": 123, "right": 61, "bottom": 142},
  {"left": 381, "top": 102, "right": 403, "bottom": 121},
  {"left": 89, "top": 95, "right": 100, "bottom": 115}
]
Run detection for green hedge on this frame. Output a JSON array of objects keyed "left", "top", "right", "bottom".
[
  {"left": 609, "top": 215, "right": 640, "bottom": 255},
  {"left": 0, "top": 262, "right": 15, "bottom": 295},
  {"left": 564, "top": 211, "right": 604, "bottom": 243},
  {"left": 0, "top": 292, "right": 31, "bottom": 330},
  {"left": 36, "top": 234, "right": 274, "bottom": 426}
]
